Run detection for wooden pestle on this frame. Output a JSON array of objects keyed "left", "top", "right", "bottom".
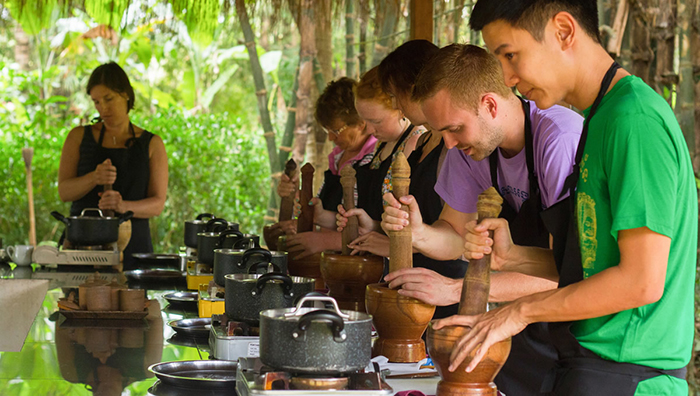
[
  {"left": 388, "top": 152, "right": 412, "bottom": 273},
  {"left": 103, "top": 184, "right": 115, "bottom": 218},
  {"left": 297, "top": 163, "right": 315, "bottom": 233},
  {"left": 458, "top": 187, "right": 503, "bottom": 316},
  {"left": 278, "top": 159, "right": 298, "bottom": 222},
  {"left": 340, "top": 165, "right": 358, "bottom": 255}
]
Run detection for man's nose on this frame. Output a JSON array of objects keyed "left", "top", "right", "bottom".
[{"left": 442, "top": 132, "right": 458, "bottom": 150}]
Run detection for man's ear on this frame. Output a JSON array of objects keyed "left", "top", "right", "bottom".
[
  {"left": 551, "top": 11, "right": 577, "bottom": 50},
  {"left": 481, "top": 93, "right": 498, "bottom": 120}
]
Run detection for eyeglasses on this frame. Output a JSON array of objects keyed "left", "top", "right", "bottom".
[{"left": 324, "top": 124, "right": 349, "bottom": 136}]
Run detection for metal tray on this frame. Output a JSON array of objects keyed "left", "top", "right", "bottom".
[
  {"left": 164, "top": 291, "right": 199, "bottom": 307},
  {"left": 168, "top": 317, "right": 211, "bottom": 337},
  {"left": 125, "top": 269, "right": 185, "bottom": 281},
  {"left": 59, "top": 309, "right": 148, "bottom": 320},
  {"left": 148, "top": 360, "right": 237, "bottom": 389}
]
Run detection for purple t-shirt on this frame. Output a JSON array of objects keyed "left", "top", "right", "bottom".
[{"left": 435, "top": 101, "right": 584, "bottom": 213}]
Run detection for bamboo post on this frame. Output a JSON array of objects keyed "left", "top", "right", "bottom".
[
  {"left": 606, "top": 0, "right": 630, "bottom": 57},
  {"left": 278, "top": 65, "right": 300, "bottom": 166},
  {"left": 345, "top": 0, "right": 356, "bottom": 78},
  {"left": 388, "top": 152, "right": 411, "bottom": 273},
  {"left": 22, "top": 147, "right": 35, "bottom": 246},
  {"left": 297, "top": 163, "right": 315, "bottom": 233},
  {"left": 676, "top": 0, "right": 695, "bottom": 161},
  {"left": 340, "top": 166, "right": 358, "bottom": 255},
  {"left": 630, "top": 0, "right": 652, "bottom": 83},
  {"left": 278, "top": 159, "right": 298, "bottom": 222},
  {"left": 371, "top": 0, "right": 400, "bottom": 67},
  {"left": 458, "top": 187, "right": 503, "bottom": 316},
  {"left": 654, "top": 0, "right": 677, "bottom": 103},
  {"left": 358, "top": 0, "right": 368, "bottom": 74}
]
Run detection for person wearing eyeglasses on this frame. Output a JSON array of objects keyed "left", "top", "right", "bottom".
[{"left": 274, "top": 78, "right": 377, "bottom": 259}]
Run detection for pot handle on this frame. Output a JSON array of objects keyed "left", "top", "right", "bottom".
[
  {"left": 196, "top": 212, "right": 215, "bottom": 221},
  {"left": 205, "top": 218, "right": 228, "bottom": 232},
  {"left": 286, "top": 295, "right": 349, "bottom": 319},
  {"left": 240, "top": 248, "right": 272, "bottom": 269},
  {"left": 227, "top": 222, "right": 240, "bottom": 232},
  {"left": 293, "top": 310, "right": 347, "bottom": 343},
  {"left": 218, "top": 229, "right": 243, "bottom": 247},
  {"left": 50, "top": 211, "right": 70, "bottom": 226},
  {"left": 80, "top": 208, "right": 104, "bottom": 218},
  {"left": 246, "top": 261, "right": 280, "bottom": 274},
  {"left": 233, "top": 236, "right": 258, "bottom": 250},
  {"left": 118, "top": 211, "right": 134, "bottom": 224},
  {"left": 255, "top": 273, "right": 293, "bottom": 296}
]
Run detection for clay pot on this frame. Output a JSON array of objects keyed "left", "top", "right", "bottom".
[
  {"left": 320, "top": 253, "right": 383, "bottom": 312},
  {"left": 86, "top": 286, "right": 112, "bottom": 311},
  {"left": 365, "top": 282, "right": 435, "bottom": 362},
  {"left": 427, "top": 324, "right": 511, "bottom": 396},
  {"left": 119, "top": 289, "right": 145, "bottom": 312}
]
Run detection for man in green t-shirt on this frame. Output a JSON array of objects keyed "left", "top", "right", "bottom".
[{"left": 433, "top": 1, "right": 698, "bottom": 395}]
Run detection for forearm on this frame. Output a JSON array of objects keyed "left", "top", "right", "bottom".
[
  {"left": 58, "top": 172, "right": 98, "bottom": 202},
  {"left": 314, "top": 208, "right": 338, "bottom": 229},
  {"left": 413, "top": 219, "right": 465, "bottom": 260},
  {"left": 518, "top": 264, "right": 659, "bottom": 324},
  {"left": 122, "top": 196, "right": 166, "bottom": 218},
  {"left": 501, "top": 244, "right": 559, "bottom": 282},
  {"left": 319, "top": 230, "right": 342, "bottom": 252},
  {"left": 489, "top": 271, "right": 558, "bottom": 303}
]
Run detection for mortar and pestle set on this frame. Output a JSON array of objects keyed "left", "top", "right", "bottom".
[
  {"left": 320, "top": 165, "right": 384, "bottom": 312},
  {"left": 63, "top": 273, "right": 146, "bottom": 312}
]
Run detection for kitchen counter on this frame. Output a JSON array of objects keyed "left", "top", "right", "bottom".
[{"left": 0, "top": 267, "right": 439, "bottom": 396}]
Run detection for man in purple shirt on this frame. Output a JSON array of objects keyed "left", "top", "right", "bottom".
[{"left": 381, "top": 43, "right": 583, "bottom": 395}]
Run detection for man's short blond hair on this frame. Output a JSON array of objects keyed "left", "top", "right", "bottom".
[{"left": 412, "top": 44, "right": 512, "bottom": 111}]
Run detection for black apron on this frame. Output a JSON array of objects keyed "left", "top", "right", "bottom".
[
  {"left": 539, "top": 62, "right": 686, "bottom": 395},
  {"left": 70, "top": 124, "right": 154, "bottom": 270},
  {"left": 355, "top": 125, "right": 415, "bottom": 221},
  {"left": 318, "top": 169, "right": 343, "bottom": 211},
  {"left": 408, "top": 135, "right": 468, "bottom": 319},
  {"left": 487, "top": 99, "right": 558, "bottom": 396}
]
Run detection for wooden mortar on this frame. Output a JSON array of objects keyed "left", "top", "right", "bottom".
[
  {"left": 366, "top": 152, "right": 435, "bottom": 362},
  {"left": 320, "top": 165, "right": 383, "bottom": 311},
  {"left": 427, "top": 187, "right": 511, "bottom": 396}
]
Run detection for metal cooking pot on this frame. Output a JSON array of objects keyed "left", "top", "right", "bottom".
[
  {"left": 214, "top": 247, "right": 288, "bottom": 286},
  {"left": 197, "top": 229, "right": 242, "bottom": 265},
  {"left": 52, "top": 209, "right": 133, "bottom": 246},
  {"left": 259, "top": 295, "right": 372, "bottom": 374},
  {"left": 221, "top": 233, "right": 259, "bottom": 250},
  {"left": 184, "top": 213, "right": 215, "bottom": 248},
  {"left": 224, "top": 272, "right": 314, "bottom": 325}
]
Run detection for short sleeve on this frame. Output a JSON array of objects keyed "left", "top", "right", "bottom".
[{"left": 605, "top": 115, "right": 679, "bottom": 240}]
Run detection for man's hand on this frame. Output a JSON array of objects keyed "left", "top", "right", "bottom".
[
  {"left": 336, "top": 205, "right": 376, "bottom": 235},
  {"left": 432, "top": 302, "right": 529, "bottom": 373},
  {"left": 380, "top": 193, "right": 426, "bottom": 243},
  {"left": 463, "top": 218, "right": 514, "bottom": 271},
  {"left": 384, "top": 267, "right": 461, "bottom": 306},
  {"left": 346, "top": 231, "right": 389, "bottom": 257}
]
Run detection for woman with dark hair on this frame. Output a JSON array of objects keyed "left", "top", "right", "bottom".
[{"left": 58, "top": 62, "right": 168, "bottom": 270}]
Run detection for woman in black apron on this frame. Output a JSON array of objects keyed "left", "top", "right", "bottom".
[{"left": 58, "top": 62, "right": 168, "bottom": 271}]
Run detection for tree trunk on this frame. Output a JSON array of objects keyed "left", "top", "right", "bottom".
[
  {"left": 693, "top": 0, "right": 700, "bottom": 173},
  {"left": 235, "top": 0, "right": 281, "bottom": 222},
  {"left": 630, "top": 0, "right": 653, "bottom": 83},
  {"left": 654, "top": 0, "right": 677, "bottom": 103},
  {"left": 452, "top": 0, "right": 465, "bottom": 43},
  {"left": 346, "top": 0, "right": 356, "bottom": 78},
  {"left": 14, "top": 25, "right": 30, "bottom": 71},
  {"left": 314, "top": 0, "right": 333, "bottom": 82},
  {"left": 358, "top": 0, "right": 369, "bottom": 75},
  {"left": 676, "top": 0, "right": 695, "bottom": 162},
  {"left": 607, "top": 0, "right": 630, "bottom": 57},
  {"left": 371, "top": 0, "right": 400, "bottom": 67},
  {"left": 279, "top": 64, "right": 300, "bottom": 166},
  {"left": 291, "top": 0, "right": 316, "bottom": 165}
]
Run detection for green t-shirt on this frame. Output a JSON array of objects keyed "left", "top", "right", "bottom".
[{"left": 571, "top": 75, "right": 697, "bottom": 395}]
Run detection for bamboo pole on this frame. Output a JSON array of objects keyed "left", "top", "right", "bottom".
[
  {"left": 630, "top": 0, "right": 653, "bottom": 83},
  {"left": 371, "top": 0, "right": 400, "bottom": 67},
  {"left": 278, "top": 64, "right": 300, "bottom": 166},
  {"left": 452, "top": 0, "right": 465, "bottom": 43},
  {"left": 693, "top": 0, "right": 700, "bottom": 173},
  {"left": 458, "top": 187, "right": 503, "bottom": 316},
  {"left": 235, "top": 0, "right": 281, "bottom": 222},
  {"left": 607, "top": 0, "right": 630, "bottom": 57},
  {"left": 291, "top": 0, "right": 316, "bottom": 165},
  {"left": 676, "top": 0, "right": 695, "bottom": 163},
  {"left": 654, "top": 0, "right": 677, "bottom": 103},
  {"left": 358, "top": 0, "right": 369, "bottom": 75},
  {"left": 346, "top": 0, "right": 356, "bottom": 78}
]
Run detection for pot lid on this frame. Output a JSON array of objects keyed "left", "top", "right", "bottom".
[{"left": 260, "top": 295, "right": 372, "bottom": 323}]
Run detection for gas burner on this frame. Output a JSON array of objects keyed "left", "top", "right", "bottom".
[
  {"left": 32, "top": 268, "right": 122, "bottom": 288},
  {"left": 208, "top": 316, "right": 260, "bottom": 361},
  {"left": 236, "top": 358, "right": 392, "bottom": 395},
  {"left": 33, "top": 243, "right": 119, "bottom": 267}
]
